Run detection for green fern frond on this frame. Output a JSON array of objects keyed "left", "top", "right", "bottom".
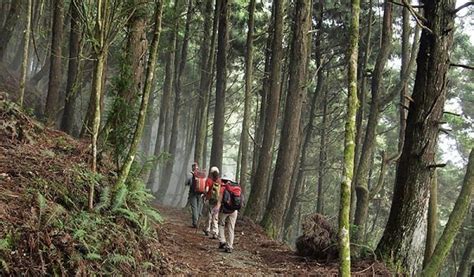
[
  {"left": 107, "top": 253, "right": 136, "bottom": 266},
  {"left": 115, "top": 208, "right": 141, "bottom": 227},
  {"left": 112, "top": 186, "right": 128, "bottom": 210},
  {"left": 85, "top": 253, "right": 102, "bottom": 261},
  {"left": 37, "top": 192, "right": 47, "bottom": 220},
  {"left": 95, "top": 186, "right": 111, "bottom": 211},
  {"left": 0, "top": 259, "right": 9, "bottom": 273},
  {"left": 143, "top": 208, "right": 163, "bottom": 223}
]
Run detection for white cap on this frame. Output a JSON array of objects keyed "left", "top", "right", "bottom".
[{"left": 210, "top": 166, "right": 220, "bottom": 175}]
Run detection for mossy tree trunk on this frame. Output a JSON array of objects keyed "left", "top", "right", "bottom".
[
  {"left": 376, "top": 0, "right": 456, "bottom": 273},
  {"left": 114, "top": 0, "right": 164, "bottom": 192},
  {"left": 421, "top": 150, "right": 473, "bottom": 276},
  {"left": 423, "top": 171, "right": 438, "bottom": 267},
  {"left": 260, "top": 0, "right": 311, "bottom": 239},
  {"left": 245, "top": 0, "right": 285, "bottom": 222},
  {"left": 352, "top": 0, "right": 392, "bottom": 243},
  {"left": 19, "top": 0, "right": 32, "bottom": 108},
  {"left": 339, "top": 0, "right": 360, "bottom": 272}
]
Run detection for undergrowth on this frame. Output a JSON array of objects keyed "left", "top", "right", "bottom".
[{"left": 0, "top": 99, "right": 169, "bottom": 275}]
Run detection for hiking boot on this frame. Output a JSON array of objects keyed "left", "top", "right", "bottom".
[
  {"left": 225, "top": 247, "right": 232, "bottom": 253},
  {"left": 218, "top": 242, "right": 227, "bottom": 249},
  {"left": 192, "top": 223, "right": 197, "bottom": 228},
  {"left": 203, "top": 230, "right": 209, "bottom": 236}
]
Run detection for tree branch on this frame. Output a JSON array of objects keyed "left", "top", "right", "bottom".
[
  {"left": 452, "top": 2, "right": 474, "bottom": 14},
  {"left": 450, "top": 63, "right": 474, "bottom": 70}
]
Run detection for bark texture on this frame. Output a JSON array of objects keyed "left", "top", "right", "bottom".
[
  {"left": 376, "top": 0, "right": 456, "bottom": 273},
  {"left": 260, "top": 0, "right": 311, "bottom": 239},
  {"left": 245, "top": 0, "right": 285, "bottom": 222},
  {"left": 422, "top": 150, "right": 473, "bottom": 276},
  {"left": 209, "top": 0, "right": 230, "bottom": 170},
  {"left": 45, "top": 0, "right": 65, "bottom": 124},
  {"left": 339, "top": 0, "right": 360, "bottom": 273}
]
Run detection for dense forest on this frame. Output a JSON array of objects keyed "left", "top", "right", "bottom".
[{"left": 0, "top": 0, "right": 473, "bottom": 275}]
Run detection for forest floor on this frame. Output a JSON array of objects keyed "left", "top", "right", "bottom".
[{"left": 155, "top": 205, "right": 391, "bottom": 276}]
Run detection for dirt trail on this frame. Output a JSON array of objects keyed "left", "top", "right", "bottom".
[{"left": 155, "top": 206, "right": 390, "bottom": 276}]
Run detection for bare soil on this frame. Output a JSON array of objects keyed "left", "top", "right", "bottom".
[{"left": 156, "top": 205, "right": 391, "bottom": 276}]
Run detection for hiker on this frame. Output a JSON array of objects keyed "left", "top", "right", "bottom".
[
  {"left": 203, "top": 166, "right": 222, "bottom": 239},
  {"left": 185, "top": 163, "right": 206, "bottom": 228},
  {"left": 216, "top": 177, "right": 242, "bottom": 253}
]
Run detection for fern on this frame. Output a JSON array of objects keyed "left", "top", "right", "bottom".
[
  {"left": 107, "top": 253, "right": 136, "bottom": 267},
  {"left": 37, "top": 192, "right": 47, "bottom": 222},
  {"left": 115, "top": 208, "right": 141, "bottom": 227},
  {"left": 95, "top": 186, "right": 111, "bottom": 211},
  {"left": 0, "top": 234, "right": 13, "bottom": 251},
  {"left": 85, "top": 253, "right": 102, "bottom": 260},
  {"left": 0, "top": 259, "right": 9, "bottom": 273},
  {"left": 143, "top": 208, "right": 163, "bottom": 224},
  {"left": 112, "top": 186, "right": 128, "bottom": 210}
]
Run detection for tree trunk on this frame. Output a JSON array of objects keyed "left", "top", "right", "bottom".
[
  {"left": 209, "top": 0, "right": 230, "bottom": 170},
  {"left": 339, "top": 0, "right": 360, "bottom": 273},
  {"left": 260, "top": 0, "right": 310, "bottom": 239},
  {"left": 456, "top": 212, "right": 473, "bottom": 277},
  {"left": 45, "top": 0, "right": 65, "bottom": 124},
  {"left": 284, "top": 0, "right": 324, "bottom": 234},
  {"left": 352, "top": 0, "right": 392, "bottom": 243},
  {"left": 245, "top": 0, "right": 285, "bottom": 222},
  {"left": 421, "top": 150, "right": 473, "bottom": 276},
  {"left": 376, "top": 0, "right": 456, "bottom": 272},
  {"left": 423, "top": 171, "right": 438, "bottom": 267},
  {"left": 194, "top": 0, "right": 217, "bottom": 167},
  {"left": 0, "top": 0, "right": 20, "bottom": 60},
  {"left": 350, "top": 0, "right": 372, "bottom": 222},
  {"left": 19, "top": 0, "right": 33, "bottom": 108},
  {"left": 60, "top": 0, "right": 83, "bottom": 134},
  {"left": 238, "top": 0, "right": 256, "bottom": 193},
  {"left": 157, "top": 0, "right": 193, "bottom": 202},
  {"left": 147, "top": 0, "right": 181, "bottom": 191},
  {"left": 317, "top": 87, "right": 328, "bottom": 214},
  {"left": 114, "top": 0, "right": 164, "bottom": 192}
]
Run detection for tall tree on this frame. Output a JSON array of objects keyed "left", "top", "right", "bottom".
[
  {"left": 423, "top": 171, "right": 438, "bottom": 267},
  {"left": 45, "top": 0, "right": 65, "bottom": 123},
  {"left": 147, "top": 0, "right": 182, "bottom": 191},
  {"left": 0, "top": 1, "right": 20, "bottom": 60},
  {"left": 194, "top": 0, "right": 217, "bottom": 167},
  {"left": 339, "top": 0, "right": 360, "bottom": 273},
  {"left": 238, "top": 0, "right": 256, "bottom": 191},
  {"left": 352, "top": 0, "right": 393, "bottom": 243},
  {"left": 60, "top": 0, "right": 83, "bottom": 134},
  {"left": 260, "top": 0, "right": 311, "bottom": 239},
  {"left": 421, "top": 150, "right": 473, "bottom": 276},
  {"left": 245, "top": 0, "right": 285, "bottom": 221},
  {"left": 209, "top": 0, "right": 230, "bottom": 169},
  {"left": 376, "top": 0, "right": 456, "bottom": 272},
  {"left": 19, "top": 0, "right": 33, "bottom": 108},
  {"left": 157, "top": 0, "right": 194, "bottom": 202},
  {"left": 114, "top": 0, "right": 164, "bottom": 192}
]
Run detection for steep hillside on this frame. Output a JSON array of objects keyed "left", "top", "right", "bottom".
[{"left": 0, "top": 98, "right": 171, "bottom": 275}]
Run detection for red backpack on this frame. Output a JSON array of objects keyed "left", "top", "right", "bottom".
[
  {"left": 193, "top": 170, "right": 207, "bottom": 193},
  {"left": 223, "top": 181, "right": 242, "bottom": 212}
]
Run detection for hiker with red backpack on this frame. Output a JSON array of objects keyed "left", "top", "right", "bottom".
[
  {"left": 185, "top": 163, "right": 207, "bottom": 228},
  {"left": 216, "top": 177, "right": 242, "bottom": 253},
  {"left": 202, "top": 166, "right": 222, "bottom": 239}
]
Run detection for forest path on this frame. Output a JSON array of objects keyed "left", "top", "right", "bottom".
[{"left": 154, "top": 205, "right": 386, "bottom": 275}]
